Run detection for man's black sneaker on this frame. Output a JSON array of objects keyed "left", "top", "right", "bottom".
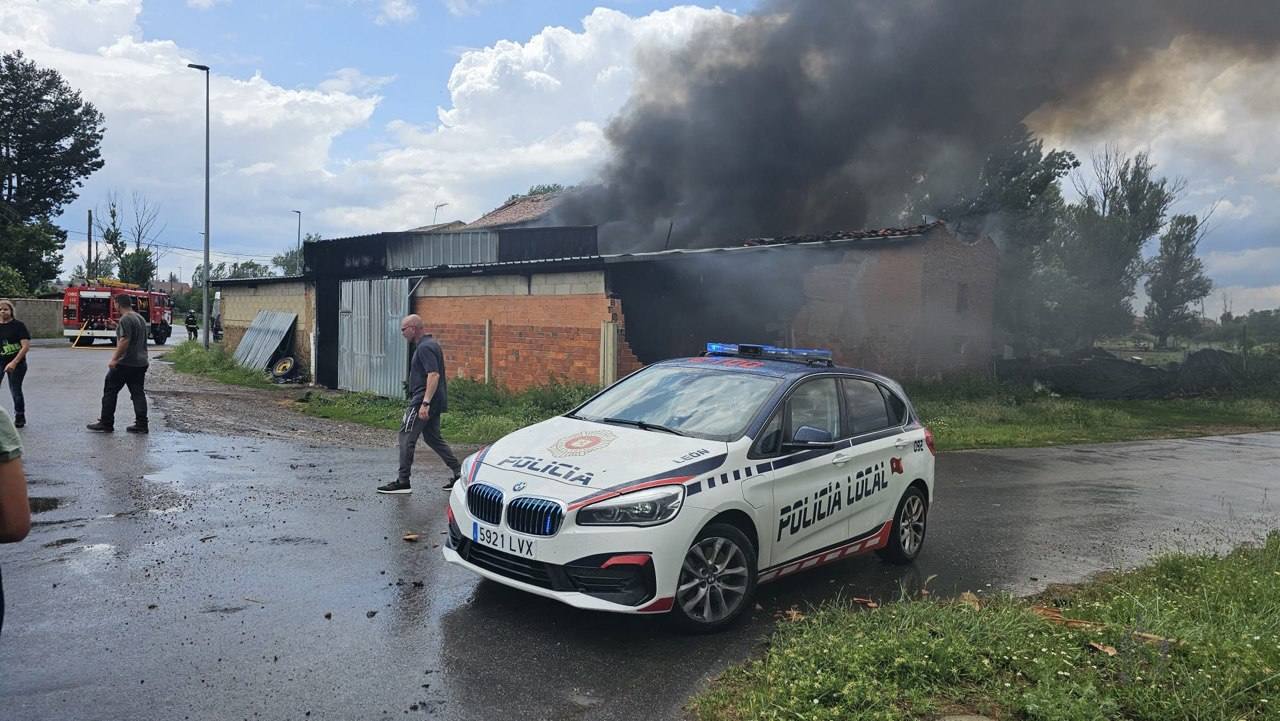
[
  {"left": 126, "top": 424, "right": 149, "bottom": 434},
  {"left": 13, "top": 414, "right": 24, "bottom": 428},
  {"left": 86, "top": 421, "right": 114, "bottom": 432},
  {"left": 442, "top": 471, "right": 462, "bottom": 491},
  {"left": 377, "top": 480, "right": 412, "bottom": 495}
]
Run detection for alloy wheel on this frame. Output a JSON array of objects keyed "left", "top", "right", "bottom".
[
  {"left": 676, "top": 536, "right": 749, "bottom": 624},
  {"left": 899, "top": 494, "right": 926, "bottom": 556}
]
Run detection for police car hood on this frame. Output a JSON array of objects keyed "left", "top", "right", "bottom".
[{"left": 475, "top": 415, "right": 728, "bottom": 504}]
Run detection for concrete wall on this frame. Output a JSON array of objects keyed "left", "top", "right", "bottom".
[
  {"left": 412, "top": 270, "right": 641, "bottom": 390},
  {"left": 5, "top": 299, "right": 62, "bottom": 338},
  {"left": 219, "top": 281, "right": 314, "bottom": 374}
]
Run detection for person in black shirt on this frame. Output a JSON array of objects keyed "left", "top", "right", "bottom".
[
  {"left": 184, "top": 309, "right": 198, "bottom": 341},
  {"left": 0, "top": 300, "right": 31, "bottom": 428},
  {"left": 377, "top": 314, "right": 460, "bottom": 494}
]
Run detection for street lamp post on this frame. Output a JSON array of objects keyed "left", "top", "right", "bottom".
[
  {"left": 433, "top": 202, "right": 448, "bottom": 225},
  {"left": 291, "top": 210, "right": 302, "bottom": 274},
  {"left": 187, "top": 62, "right": 211, "bottom": 348}
]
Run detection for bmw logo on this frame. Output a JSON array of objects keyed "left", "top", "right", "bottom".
[{"left": 513, "top": 481, "right": 527, "bottom": 492}]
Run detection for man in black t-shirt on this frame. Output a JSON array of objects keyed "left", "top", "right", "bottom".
[
  {"left": 86, "top": 295, "right": 150, "bottom": 434},
  {"left": 377, "top": 314, "right": 460, "bottom": 494}
]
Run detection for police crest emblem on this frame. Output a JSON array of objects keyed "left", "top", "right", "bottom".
[{"left": 550, "top": 430, "right": 618, "bottom": 458}]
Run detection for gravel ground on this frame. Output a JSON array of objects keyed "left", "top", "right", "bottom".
[{"left": 147, "top": 358, "right": 395, "bottom": 447}]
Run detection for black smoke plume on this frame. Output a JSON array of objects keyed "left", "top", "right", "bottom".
[{"left": 552, "top": 0, "right": 1280, "bottom": 252}]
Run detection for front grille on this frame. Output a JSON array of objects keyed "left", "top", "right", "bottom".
[
  {"left": 506, "top": 497, "right": 564, "bottom": 537},
  {"left": 467, "top": 483, "right": 504, "bottom": 525},
  {"left": 464, "top": 542, "right": 555, "bottom": 588}
]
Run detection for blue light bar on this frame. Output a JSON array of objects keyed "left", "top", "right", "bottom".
[{"left": 705, "top": 342, "right": 833, "bottom": 365}]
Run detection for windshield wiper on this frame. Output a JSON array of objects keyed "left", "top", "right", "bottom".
[{"left": 600, "top": 417, "right": 687, "bottom": 436}]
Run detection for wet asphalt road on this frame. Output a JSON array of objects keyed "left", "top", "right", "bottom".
[{"left": 2, "top": 344, "right": 1279, "bottom": 721}]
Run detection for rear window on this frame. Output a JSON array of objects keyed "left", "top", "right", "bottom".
[{"left": 842, "top": 378, "right": 891, "bottom": 434}]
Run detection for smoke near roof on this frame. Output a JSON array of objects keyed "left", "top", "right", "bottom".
[{"left": 553, "top": 0, "right": 1280, "bottom": 252}]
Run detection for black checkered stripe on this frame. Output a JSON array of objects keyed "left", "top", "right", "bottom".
[{"left": 685, "top": 462, "right": 774, "bottom": 496}]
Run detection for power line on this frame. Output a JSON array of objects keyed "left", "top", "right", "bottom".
[{"left": 57, "top": 226, "right": 278, "bottom": 260}]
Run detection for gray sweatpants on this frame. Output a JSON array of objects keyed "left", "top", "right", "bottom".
[{"left": 397, "top": 404, "right": 460, "bottom": 483}]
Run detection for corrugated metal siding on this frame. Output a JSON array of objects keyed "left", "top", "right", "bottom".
[
  {"left": 233, "top": 310, "right": 298, "bottom": 370},
  {"left": 338, "top": 278, "right": 410, "bottom": 398},
  {"left": 385, "top": 231, "right": 498, "bottom": 270}
]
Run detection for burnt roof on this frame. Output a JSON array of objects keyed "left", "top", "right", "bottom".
[{"left": 738, "top": 221, "right": 943, "bottom": 247}]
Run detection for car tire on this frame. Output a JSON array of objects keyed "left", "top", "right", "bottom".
[
  {"left": 670, "top": 522, "right": 757, "bottom": 633},
  {"left": 877, "top": 485, "right": 928, "bottom": 565}
]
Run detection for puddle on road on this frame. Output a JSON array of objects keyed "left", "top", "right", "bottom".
[
  {"left": 29, "top": 496, "right": 63, "bottom": 513},
  {"left": 42, "top": 537, "right": 80, "bottom": 548}
]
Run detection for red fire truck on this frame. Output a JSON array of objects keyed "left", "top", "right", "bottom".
[{"left": 62, "top": 279, "right": 173, "bottom": 346}]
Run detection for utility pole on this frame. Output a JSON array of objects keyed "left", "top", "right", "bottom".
[
  {"left": 188, "top": 62, "right": 212, "bottom": 348},
  {"left": 87, "top": 209, "right": 93, "bottom": 280}
]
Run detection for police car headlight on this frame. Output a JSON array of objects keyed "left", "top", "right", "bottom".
[{"left": 576, "top": 486, "right": 685, "bottom": 527}]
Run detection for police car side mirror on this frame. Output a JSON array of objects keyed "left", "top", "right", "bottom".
[{"left": 783, "top": 425, "right": 837, "bottom": 450}]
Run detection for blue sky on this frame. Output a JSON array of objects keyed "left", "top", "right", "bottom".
[{"left": 2, "top": 1, "right": 1276, "bottom": 311}]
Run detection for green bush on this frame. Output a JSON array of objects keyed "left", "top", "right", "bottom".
[{"left": 165, "top": 341, "right": 273, "bottom": 388}]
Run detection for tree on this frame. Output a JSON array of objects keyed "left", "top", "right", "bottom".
[
  {"left": 118, "top": 249, "right": 158, "bottom": 288},
  {"left": 0, "top": 219, "right": 65, "bottom": 292},
  {"left": 272, "top": 232, "right": 319, "bottom": 275},
  {"left": 1144, "top": 214, "right": 1213, "bottom": 348},
  {"left": 227, "top": 260, "right": 273, "bottom": 279},
  {"left": 932, "top": 128, "right": 1078, "bottom": 352},
  {"left": 0, "top": 264, "right": 27, "bottom": 297},
  {"left": 0, "top": 51, "right": 105, "bottom": 224},
  {"left": 507, "top": 183, "right": 565, "bottom": 203},
  {"left": 1040, "top": 149, "right": 1181, "bottom": 349}
]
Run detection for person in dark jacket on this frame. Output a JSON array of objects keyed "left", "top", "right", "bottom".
[
  {"left": 377, "top": 315, "right": 461, "bottom": 494},
  {"left": 184, "top": 309, "right": 198, "bottom": 341},
  {"left": 0, "top": 300, "right": 30, "bottom": 428}
]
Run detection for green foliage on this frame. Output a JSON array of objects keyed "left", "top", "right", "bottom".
[
  {"left": 0, "top": 219, "right": 65, "bottom": 292},
  {"left": 0, "top": 51, "right": 105, "bottom": 224},
  {"left": 118, "top": 248, "right": 157, "bottom": 287},
  {"left": 1037, "top": 150, "right": 1180, "bottom": 350},
  {"left": 1145, "top": 214, "right": 1213, "bottom": 348},
  {"left": 165, "top": 341, "right": 273, "bottom": 388},
  {"left": 0, "top": 263, "right": 27, "bottom": 297},
  {"left": 906, "top": 377, "right": 1280, "bottom": 450},
  {"left": 694, "top": 533, "right": 1280, "bottom": 721},
  {"left": 506, "top": 183, "right": 566, "bottom": 203},
  {"left": 294, "top": 377, "right": 598, "bottom": 444},
  {"left": 227, "top": 260, "right": 273, "bottom": 279},
  {"left": 271, "top": 233, "right": 318, "bottom": 275}
]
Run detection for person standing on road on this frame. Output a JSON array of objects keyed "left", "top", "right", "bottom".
[
  {"left": 184, "top": 309, "right": 198, "bottom": 341},
  {"left": 87, "top": 294, "right": 150, "bottom": 434},
  {"left": 377, "top": 314, "right": 460, "bottom": 494},
  {"left": 0, "top": 300, "right": 30, "bottom": 428},
  {"left": 0, "top": 406, "right": 31, "bottom": 636}
]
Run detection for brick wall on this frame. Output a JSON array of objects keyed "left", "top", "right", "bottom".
[
  {"left": 412, "top": 284, "right": 641, "bottom": 390},
  {"left": 7, "top": 299, "right": 63, "bottom": 338},
  {"left": 219, "top": 281, "right": 313, "bottom": 374}
]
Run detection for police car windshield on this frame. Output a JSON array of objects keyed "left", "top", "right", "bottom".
[{"left": 572, "top": 365, "right": 781, "bottom": 442}]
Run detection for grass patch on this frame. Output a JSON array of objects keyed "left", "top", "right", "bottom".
[
  {"left": 163, "top": 341, "right": 275, "bottom": 389},
  {"left": 906, "top": 378, "right": 1280, "bottom": 451},
  {"left": 293, "top": 378, "right": 598, "bottom": 444},
  {"left": 692, "top": 534, "right": 1280, "bottom": 721}
]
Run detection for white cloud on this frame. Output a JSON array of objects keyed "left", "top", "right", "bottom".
[
  {"left": 1210, "top": 285, "right": 1280, "bottom": 315},
  {"left": 317, "top": 67, "right": 395, "bottom": 95},
  {"left": 376, "top": 0, "right": 416, "bottom": 25},
  {"left": 444, "top": 0, "right": 493, "bottom": 16},
  {"left": 186, "top": 0, "right": 228, "bottom": 9},
  {"left": 1205, "top": 246, "right": 1280, "bottom": 277}
]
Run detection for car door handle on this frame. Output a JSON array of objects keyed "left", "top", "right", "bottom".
[
  {"left": 831, "top": 452, "right": 852, "bottom": 465},
  {"left": 894, "top": 438, "right": 911, "bottom": 449}
]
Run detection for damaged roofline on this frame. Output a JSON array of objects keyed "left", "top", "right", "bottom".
[{"left": 384, "top": 228, "right": 932, "bottom": 280}]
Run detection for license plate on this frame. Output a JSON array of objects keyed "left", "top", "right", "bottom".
[{"left": 472, "top": 521, "right": 536, "bottom": 558}]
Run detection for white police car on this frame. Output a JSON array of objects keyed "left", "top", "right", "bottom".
[{"left": 443, "top": 343, "right": 935, "bottom": 631}]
